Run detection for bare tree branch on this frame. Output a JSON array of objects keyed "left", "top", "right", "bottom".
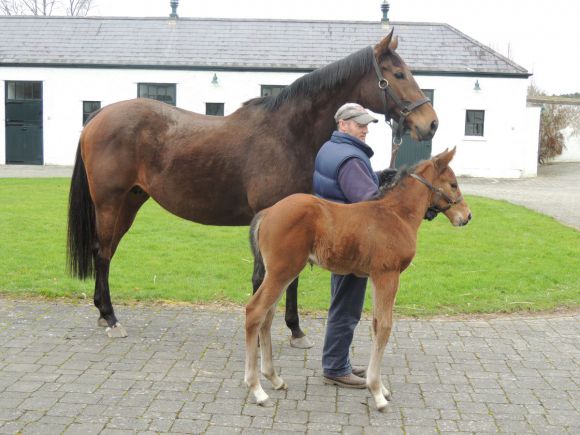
[
  {"left": 0, "top": 0, "right": 24, "bottom": 14},
  {"left": 0, "top": 0, "right": 94, "bottom": 15},
  {"left": 66, "top": 0, "right": 93, "bottom": 16}
]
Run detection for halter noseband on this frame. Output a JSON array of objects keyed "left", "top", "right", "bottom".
[
  {"left": 410, "top": 173, "right": 464, "bottom": 213},
  {"left": 371, "top": 47, "right": 431, "bottom": 164}
]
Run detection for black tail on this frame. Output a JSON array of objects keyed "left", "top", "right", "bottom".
[
  {"left": 249, "top": 212, "right": 265, "bottom": 292},
  {"left": 66, "top": 144, "right": 96, "bottom": 279}
]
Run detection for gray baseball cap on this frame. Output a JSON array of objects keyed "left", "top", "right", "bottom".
[{"left": 334, "top": 103, "right": 378, "bottom": 125}]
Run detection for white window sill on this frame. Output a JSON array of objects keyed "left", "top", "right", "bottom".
[{"left": 463, "top": 136, "right": 487, "bottom": 142}]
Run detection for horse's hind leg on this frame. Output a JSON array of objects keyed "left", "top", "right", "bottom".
[
  {"left": 94, "top": 189, "right": 149, "bottom": 338},
  {"left": 260, "top": 305, "right": 287, "bottom": 391},
  {"left": 245, "top": 275, "right": 292, "bottom": 407},
  {"left": 285, "top": 278, "right": 313, "bottom": 349}
]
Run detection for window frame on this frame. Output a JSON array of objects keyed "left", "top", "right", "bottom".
[
  {"left": 205, "top": 102, "right": 225, "bottom": 116},
  {"left": 465, "top": 109, "right": 485, "bottom": 137},
  {"left": 260, "top": 85, "right": 286, "bottom": 97},
  {"left": 82, "top": 100, "right": 101, "bottom": 125},
  {"left": 137, "top": 83, "right": 177, "bottom": 106}
]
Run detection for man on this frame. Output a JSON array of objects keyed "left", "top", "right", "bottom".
[{"left": 313, "top": 102, "right": 380, "bottom": 388}]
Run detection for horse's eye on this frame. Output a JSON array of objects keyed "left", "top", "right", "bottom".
[
  {"left": 394, "top": 71, "right": 405, "bottom": 80},
  {"left": 451, "top": 183, "right": 458, "bottom": 189}
]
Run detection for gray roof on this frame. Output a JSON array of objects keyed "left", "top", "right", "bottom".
[{"left": 0, "top": 16, "right": 529, "bottom": 77}]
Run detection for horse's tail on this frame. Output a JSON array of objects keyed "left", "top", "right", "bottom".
[
  {"left": 66, "top": 143, "right": 96, "bottom": 280},
  {"left": 249, "top": 211, "right": 266, "bottom": 288}
]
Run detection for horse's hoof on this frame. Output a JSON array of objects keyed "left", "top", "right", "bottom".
[
  {"left": 384, "top": 391, "right": 392, "bottom": 401},
  {"left": 274, "top": 381, "right": 288, "bottom": 391},
  {"left": 289, "top": 336, "right": 314, "bottom": 349},
  {"left": 106, "top": 323, "right": 128, "bottom": 338},
  {"left": 97, "top": 317, "right": 108, "bottom": 327},
  {"left": 377, "top": 402, "right": 389, "bottom": 413},
  {"left": 257, "top": 398, "right": 275, "bottom": 408}
]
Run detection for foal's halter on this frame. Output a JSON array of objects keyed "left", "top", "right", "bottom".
[
  {"left": 410, "top": 173, "right": 464, "bottom": 213},
  {"left": 371, "top": 48, "right": 431, "bottom": 167}
]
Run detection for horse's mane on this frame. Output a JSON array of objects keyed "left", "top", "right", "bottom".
[
  {"left": 243, "top": 46, "right": 374, "bottom": 112},
  {"left": 373, "top": 163, "right": 419, "bottom": 200}
]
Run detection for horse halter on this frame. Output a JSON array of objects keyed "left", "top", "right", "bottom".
[
  {"left": 410, "top": 173, "right": 464, "bottom": 213},
  {"left": 371, "top": 47, "right": 431, "bottom": 162}
]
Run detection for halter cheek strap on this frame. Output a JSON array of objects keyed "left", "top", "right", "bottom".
[
  {"left": 410, "top": 173, "right": 464, "bottom": 213},
  {"left": 371, "top": 47, "right": 431, "bottom": 167}
]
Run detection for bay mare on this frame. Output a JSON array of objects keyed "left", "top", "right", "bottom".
[
  {"left": 67, "top": 29, "right": 438, "bottom": 341},
  {"left": 245, "top": 148, "right": 471, "bottom": 410}
]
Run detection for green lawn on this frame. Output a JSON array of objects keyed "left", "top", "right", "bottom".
[{"left": 1, "top": 178, "right": 578, "bottom": 316}]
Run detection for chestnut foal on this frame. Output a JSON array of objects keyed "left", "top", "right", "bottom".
[{"left": 244, "top": 148, "right": 471, "bottom": 411}]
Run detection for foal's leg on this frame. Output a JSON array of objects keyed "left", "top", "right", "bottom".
[
  {"left": 260, "top": 305, "right": 287, "bottom": 391},
  {"left": 253, "top": 263, "right": 312, "bottom": 349},
  {"left": 367, "top": 271, "right": 399, "bottom": 412},
  {"left": 245, "top": 275, "right": 291, "bottom": 406},
  {"left": 94, "top": 190, "right": 148, "bottom": 338},
  {"left": 285, "top": 278, "right": 313, "bottom": 349}
]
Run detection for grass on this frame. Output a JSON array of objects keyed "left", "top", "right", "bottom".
[{"left": 1, "top": 178, "right": 578, "bottom": 316}]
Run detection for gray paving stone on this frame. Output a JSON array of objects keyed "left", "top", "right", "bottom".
[{"left": 0, "top": 298, "right": 578, "bottom": 433}]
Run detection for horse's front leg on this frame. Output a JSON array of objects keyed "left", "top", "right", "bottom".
[
  {"left": 367, "top": 271, "right": 399, "bottom": 412},
  {"left": 285, "top": 278, "right": 313, "bottom": 349}
]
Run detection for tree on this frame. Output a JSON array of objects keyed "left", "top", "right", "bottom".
[
  {"left": 0, "top": 0, "right": 94, "bottom": 16},
  {"left": 528, "top": 83, "right": 580, "bottom": 164}
]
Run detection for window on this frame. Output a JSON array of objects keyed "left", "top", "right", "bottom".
[
  {"left": 206, "top": 102, "right": 224, "bottom": 116},
  {"left": 138, "top": 83, "right": 176, "bottom": 106},
  {"left": 465, "top": 110, "right": 485, "bottom": 136},
  {"left": 82, "top": 101, "right": 101, "bottom": 125},
  {"left": 261, "top": 85, "right": 286, "bottom": 97},
  {"left": 6, "top": 81, "right": 42, "bottom": 101}
]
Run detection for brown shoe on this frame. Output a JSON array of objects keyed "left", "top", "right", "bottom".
[
  {"left": 351, "top": 366, "right": 367, "bottom": 378},
  {"left": 323, "top": 373, "right": 366, "bottom": 389}
]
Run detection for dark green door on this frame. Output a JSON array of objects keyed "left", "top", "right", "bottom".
[
  {"left": 5, "top": 81, "right": 43, "bottom": 164},
  {"left": 394, "top": 89, "right": 434, "bottom": 168}
]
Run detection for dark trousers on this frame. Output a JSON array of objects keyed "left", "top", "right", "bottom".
[{"left": 322, "top": 272, "right": 367, "bottom": 377}]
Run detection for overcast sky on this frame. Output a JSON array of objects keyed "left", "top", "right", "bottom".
[{"left": 89, "top": 0, "right": 578, "bottom": 95}]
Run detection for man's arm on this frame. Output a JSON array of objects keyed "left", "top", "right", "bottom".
[{"left": 337, "top": 158, "right": 379, "bottom": 203}]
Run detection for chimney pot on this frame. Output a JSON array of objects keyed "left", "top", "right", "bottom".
[
  {"left": 381, "top": 1, "right": 390, "bottom": 27},
  {"left": 170, "top": 0, "right": 179, "bottom": 19}
]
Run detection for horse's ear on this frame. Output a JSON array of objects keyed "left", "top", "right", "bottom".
[
  {"left": 375, "top": 28, "right": 395, "bottom": 56},
  {"left": 433, "top": 147, "right": 456, "bottom": 171},
  {"left": 389, "top": 35, "right": 398, "bottom": 51}
]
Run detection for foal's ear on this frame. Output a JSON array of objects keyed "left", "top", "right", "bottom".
[
  {"left": 375, "top": 28, "right": 395, "bottom": 55},
  {"left": 389, "top": 35, "right": 399, "bottom": 51},
  {"left": 433, "top": 147, "right": 456, "bottom": 171}
]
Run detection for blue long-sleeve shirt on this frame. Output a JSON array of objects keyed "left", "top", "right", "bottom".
[{"left": 337, "top": 158, "right": 379, "bottom": 203}]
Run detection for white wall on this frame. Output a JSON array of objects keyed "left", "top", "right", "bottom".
[
  {"left": 554, "top": 127, "right": 580, "bottom": 162},
  {"left": 0, "top": 67, "right": 539, "bottom": 177}
]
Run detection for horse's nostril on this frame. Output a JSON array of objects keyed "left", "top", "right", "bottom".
[
  {"left": 468, "top": 213, "right": 472, "bottom": 221},
  {"left": 431, "top": 120, "right": 438, "bottom": 133}
]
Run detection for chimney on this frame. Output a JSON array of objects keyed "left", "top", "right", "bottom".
[
  {"left": 170, "top": 0, "right": 179, "bottom": 19},
  {"left": 381, "top": 1, "right": 390, "bottom": 28}
]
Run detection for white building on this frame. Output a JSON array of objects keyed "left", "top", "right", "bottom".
[{"left": 0, "top": 13, "right": 538, "bottom": 177}]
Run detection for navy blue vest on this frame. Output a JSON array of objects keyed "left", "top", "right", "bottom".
[{"left": 313, "top": 131, "right": 379, "bottom": 204}]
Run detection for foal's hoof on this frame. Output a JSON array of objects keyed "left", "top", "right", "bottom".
[
  {"left": 377, "top": 402, "right": 389, "bottom": 413},
  {"left": 289, "top": 335, "right": 314, "bottom": 349},
  {"left": 106, "top": 323, "right": 128, "bottom": 338},
  {"left": 257, "top": 398, "right": 275, "bottom": 408},
  {"left": 274, "top": 381, "right": 288, "bottom": 391},
  {"left": 97, "top": 317, "right": 108, "bottom": 327}
]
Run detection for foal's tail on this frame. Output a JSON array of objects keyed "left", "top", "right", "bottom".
[
  {"left": 249, "top": 212, "right": 266, "bottom": 287},
  {"left": 66, "top": 143, "right": 96, "bottom": 280}
]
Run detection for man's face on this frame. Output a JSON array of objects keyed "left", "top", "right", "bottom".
[{"left": 339, "top": 119, "right": 369, "bottom": 142}]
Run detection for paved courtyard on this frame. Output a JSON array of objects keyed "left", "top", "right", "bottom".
[
  {"left": 0, "top": 162, "right": 578, "bottom": 433},
  {"left": 0, "top": 299, "right": 578, "bottom": 434}
]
